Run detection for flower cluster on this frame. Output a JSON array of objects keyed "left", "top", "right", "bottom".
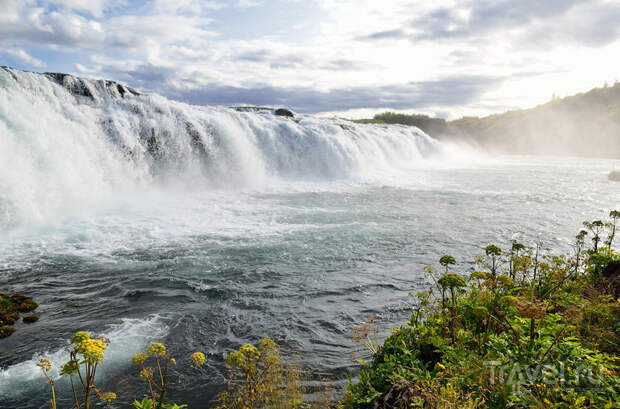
[
  {"left": 438, "top": 273, "right": 466, "bottom": 289},
  {"left": 239, "top": 344, "right": 260, "bottom": 361},
  {"left": 97, "top": 391, "right": 117, "bottom": 402},
  {"left": 147, "top": 342, "right": 166, "bottom": 357},
  {"left": 514, "top": 297, "right": 547, "bottom": 319},
  {"left": 37, "top": 358, "right": 52, "bottom": 372},
  {"left": 258, "top": 338, "right": 276, "bottom": 352},
  {"left": 132, "top": 352, "right": 148, "bottom": 365},
  {"left": 71, "top": 331, "right": 90, "bottom": 344},
  {"left": 227, "top": 344, "right": 260, "bottom": 370},
  {"left": 191, "top": 352, "right": 205, "bottom": 368},
  {"left": 496, "top": 274, "right": 514, "bottom": 288},
  {"left": 140, "top": 367, "right": 154, "bottom": 379},
  {"left": 74, "top": 339, "right": 107, "bottom": 364}
]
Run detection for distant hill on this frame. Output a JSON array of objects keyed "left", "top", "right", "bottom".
[{"left": 354, "top": 83, "right": 620, "bottom": 159}]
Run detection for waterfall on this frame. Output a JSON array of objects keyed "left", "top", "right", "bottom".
[{"left": 0, "top": 67, "right": 446, "bottom": 227}]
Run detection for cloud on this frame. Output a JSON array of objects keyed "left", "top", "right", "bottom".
[
  {"left": 1, "top": 0, "right": 620, "bottom": 118},
  {"left": 356, "top": 29, "right": 406, "bottom": 41},
  {"left": 106, "top": 60, "right": 501, "bottom": 113},
  {"left": 46, "top": 0, "right": 127, "bottom": 18},
  {"left": 234, "top": 0, "right": 263, "bottom": 8},
  {"left": 1, "top": 48, "right": 45, "bottom": 67},
  {"left": 406, "top": 0, "right": 620, "bottom": 47},
  {"left": 0, "top": 0, "right": 106, "bottom": 49}
]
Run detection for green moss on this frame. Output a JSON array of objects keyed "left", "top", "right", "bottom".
[
  {"left": 23, "top": 314, "right": 39, "bottom": 323},
  {"left": 0, "top": 326, "right": 15, "bottom": 339},
  {"left": 0, "top": 295, "right": 11, "bottom": 310},
  {"left": 17, "top": 298, "right": 38, "bottom": 312},
  {"left": 10, "top": 293, "right": 28, "bottom": 304},
  {"left": 0, "top": 312, "right": 19, "bottom": 325}
]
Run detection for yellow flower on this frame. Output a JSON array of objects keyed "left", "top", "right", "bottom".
[
  {"left": 98, "top": 392, "right": 117, "bottom": 402},
  {"left": 140, "top": 367, "right": 154, "bottom": 379},
  {"left": 74, "top": 339, "right": 106, "bottom": 364},
  {"left": 239, "top": 344, "right": 260, "bottom": 361},
  {"left": 264, "top": 355, "right": 280, "bottom": 367},
  {"left": 227, "top": 351, "right": 246, "bottom": 368},
  {"left": 71, "top": 331, "right": 91, "bottom": 344},
  {"left": 147, "top": 342, "right": 166, "bottom": 357},
  {"left": 170, "top": 358, "right": 177, "bottom": 365},
  {"left": 191, "top": 352, "right": 205, "bottom": 368},
  {"left": 258, "top": 338, "right": 276, "bottom": 352},
  {"left": 37, "top": 358, "right": 52, "bottom": 372},
  {"left": 132, "top": 353, "right": 148, "bottom": 365}
]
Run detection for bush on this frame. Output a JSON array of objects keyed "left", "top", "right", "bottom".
[{"left": 341, "top": 211, "right": 620, "bottom": 409}]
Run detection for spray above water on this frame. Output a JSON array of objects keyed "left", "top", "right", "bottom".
[{"left": 0, "top": 67, "right": 463, "bottom": 228}]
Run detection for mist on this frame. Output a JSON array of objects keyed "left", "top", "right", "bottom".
[{"left": 442, "top": 82, "right": 620, "bottom": 159}]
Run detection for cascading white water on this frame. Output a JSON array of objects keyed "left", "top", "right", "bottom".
[{"left": 0, "top": 67, "right": 447, "bottom": 227}]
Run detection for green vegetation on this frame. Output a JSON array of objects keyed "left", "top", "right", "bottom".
[
  {"left": 341, "top": 210, "right": 620, "bottom": 409},
  {"left": 217, "top": 339, "right": 302, "bottom": 409},
  {"left": 131, "top": 343, "right": 205, "bottom": 409},
  {"left": 352, "top": 112, "right": 450, "bottom": 138},
  {"left": 38, "top": 337, "right": 204, "bottom": 409},
  {"left": 351, "top": 82, "right": 620, "bottom": 158},
  {"left": 39, "top": 331, "right": 117, "bottom": 409}
]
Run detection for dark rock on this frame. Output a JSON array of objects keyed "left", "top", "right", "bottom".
[
  {"left": 45, "top": 72, "right": 94, "bottom": 99},
  {"left": 10, "top": 293, "right": 28, "bottom": 304},
  {"left": 0, "top": 312, "right": 19, "bottom": 325},
  {"left": 23, "top": 314, "right": 39, "bottom": 323},
  {"left": 231, "top": 106, "right": 273, "bottom": 113},
  {"left": 274, "top": 108, "right": 294, "bottom": 118},
  {"left": 601, "top": 260, "right": 620, "bottom": 297},
  {"left": 17, "top": 298, "right": 38, "bottom": 312},
  {"left": 0, "top": 326, "right": 15, "bottom": 339},
  {"left": 43, "top": 71, "right": 140, "bottom": 101}
]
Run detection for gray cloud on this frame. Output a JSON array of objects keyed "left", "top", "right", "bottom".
[
  {"left": 356, "top": 29, "right": 406, "bottom": 41},
  {"left": 106, "top": 63, "right": 503, "bottom": 113},
  {"left": 355, "top": 0, "right": 620, "bottom": 48},
  {"left": 410, "top": 0, "right": 591, "bottom": 40}
]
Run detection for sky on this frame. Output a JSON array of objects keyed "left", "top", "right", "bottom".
[{"left": 1, "top": 0, "right": 620, "bottom": 119}]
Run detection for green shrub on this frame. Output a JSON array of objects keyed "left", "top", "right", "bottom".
[{"left": 341, "top": 210, "right": 620, "bottom": 409}]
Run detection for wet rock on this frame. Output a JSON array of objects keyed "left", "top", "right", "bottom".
[
  {"left": 17, "top": 298, "right": 38, "bottom": 312},
  {"left": 10, "top": 293, "right": 28, "bottom": 304},
  {"left": 231, "top": 106, "right": 273, "bottom": 113},
  {"left": 274, "top": 108, "right": 294, "bottom": 118},
  {"left": 23, "top": 314, "right": 39, "bottom": 323},
  {"left": 0, "top": 326, "right": 15, "bottom": 339},
  {"left": 0, "top": 312, "right": 19, "bottom": 325}
]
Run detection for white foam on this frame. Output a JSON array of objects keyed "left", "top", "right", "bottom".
[
  {"left": 0, "top": 315, "right": 169, "bottom": 398},
  {"left": 0, "top": 67, "right": 477, "bottom": 229}
]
